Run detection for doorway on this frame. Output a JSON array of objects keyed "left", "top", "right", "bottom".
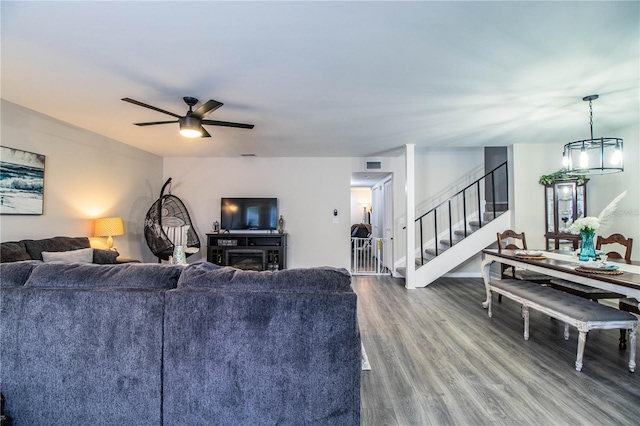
[{"left": 350, "top": 172, "right": 393, "bottom": 275}]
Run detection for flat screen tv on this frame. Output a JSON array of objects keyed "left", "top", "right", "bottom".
[{"left": 220, "top": 198, "right": 278, "bottom": 231}]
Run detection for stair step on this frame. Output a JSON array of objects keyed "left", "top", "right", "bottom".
[
  {"left": 483, "top": 210, "right": 506, "bottom": 222},
  {"left": 439, "top": 238, "right": 463, "bottom": 247},
  {"left": 454, "top": 229, "right": 474, "bottom": 237},
  {"left": 425, "top": 247, "right": 448, "bottom": 256},
  {"left": 485, "top": 201, "right": 508, "bottom": 213}
]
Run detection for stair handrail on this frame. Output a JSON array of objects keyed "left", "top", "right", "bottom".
[
  {"left": 415, "top": 161, "right": 508, "bottom": 223},
  {"left": 410, "top": 161, "right": 508, "bottom": 265}
]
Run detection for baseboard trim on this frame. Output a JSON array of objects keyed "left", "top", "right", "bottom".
[{"left": 443, "top": 272, "right": 483, "bottom": 278}]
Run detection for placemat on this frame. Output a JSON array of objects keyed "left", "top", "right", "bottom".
[
  {"left": 575, "top": 267, "right": 624, "bottom": 275},
  {"left": 515, "top": 254, "right": 547, "bottom": 260}
]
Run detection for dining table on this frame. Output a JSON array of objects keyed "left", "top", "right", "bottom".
[{"left": 481, "top": 249, "right": 640, "bottom": 310}]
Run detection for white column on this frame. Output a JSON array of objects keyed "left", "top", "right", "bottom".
[{"left": 405, "top": 144, "right": 416, "bottom": 289}]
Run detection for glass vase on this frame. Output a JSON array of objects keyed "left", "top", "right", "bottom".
[
  {"left": 172, "top": 245, "right": 187, "bottom": 265},
  {"left": 579, "top": 231, "right": 597, "bottom": 261}
]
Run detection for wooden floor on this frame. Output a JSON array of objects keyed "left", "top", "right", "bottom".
[{"left": 354, "top": 275, "right": 640, "bottom": 426}]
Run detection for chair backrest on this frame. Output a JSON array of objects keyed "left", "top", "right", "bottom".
[
  {"left": 596, "top": 233, "right": 633, "bottom": 261},
  {"left": 497, "top": 230, "right": 528, "bottom": 253}
]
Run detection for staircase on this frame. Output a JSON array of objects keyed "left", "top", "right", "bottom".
[{"left": 397, "top": 162, "right": 510, "bottom": 286}]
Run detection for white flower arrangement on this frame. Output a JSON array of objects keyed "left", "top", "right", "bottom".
[
  {"left": 568, "top": 191, "right": 627, "bottom": 235},
  {"left": 569, "top": 216, "right": 599, "bottom": 234}
]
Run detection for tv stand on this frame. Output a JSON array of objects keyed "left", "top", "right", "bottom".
[{"left": 206, "top": 233, "right": 287, "bottom": 271}]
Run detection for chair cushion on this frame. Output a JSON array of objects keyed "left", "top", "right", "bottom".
[
  {"left": 550, "top": 278, "right": 623, "bottom": 298},
  {"left": 514, "top": 270, "right": 552, "bottom": 282},
  {"left": 620, "top": 298, "right": 640, "bottom": 314},
  {"left": 492, "top": 279, "right": 636, "bottom": 322}
]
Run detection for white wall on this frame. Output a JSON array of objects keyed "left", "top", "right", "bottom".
[
  {"left": 0, "top": 100, "right": 164, "bottom": 262},
  {"left": 163, "top": 157, "right": 353, "bottom": 269}
]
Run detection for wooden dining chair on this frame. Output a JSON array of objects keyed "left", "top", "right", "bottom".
[
  {"left": 597, "top": 233, "right": 633, "bottom": 262},
  {"left": 595, "top": 234, "right": 636, "bottom": 349},
  {"left": 550, "top": 234, "right": 633, "bottom": 303},
  {"left": 495, "top": 230, "right": 552, "bottom": 302}
]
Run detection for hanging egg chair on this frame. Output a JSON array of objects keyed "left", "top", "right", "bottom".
[{"left": 144, "top": 178, "right": 200, "bottom": 262}]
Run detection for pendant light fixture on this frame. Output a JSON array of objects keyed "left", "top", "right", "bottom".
[{"left": 562, "top": 94, "right": 623, "bottom": 175}]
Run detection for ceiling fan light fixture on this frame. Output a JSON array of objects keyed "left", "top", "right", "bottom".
[{"left": 179, "top": 116, "right": 203, "bottom": 138}]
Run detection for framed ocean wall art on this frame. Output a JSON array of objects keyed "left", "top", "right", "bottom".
[{"left": 0, "top": 146, "right": 46, "bottom": 215}]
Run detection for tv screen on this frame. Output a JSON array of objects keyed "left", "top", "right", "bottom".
[{"left": 220, "top": 198, "right": 278, "bottom": 231}]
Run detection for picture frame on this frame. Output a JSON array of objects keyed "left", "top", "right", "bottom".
[{"left": 0, "top": 146, "right": 46, "bottom": 215}]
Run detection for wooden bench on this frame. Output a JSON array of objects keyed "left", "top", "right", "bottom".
[{"left": 486, "top": 279, "right": 637, "bottom": 372}]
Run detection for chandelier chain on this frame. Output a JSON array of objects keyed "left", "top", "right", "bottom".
[{"left": 588, "top": 99, "right": 594, "bottom": 140}]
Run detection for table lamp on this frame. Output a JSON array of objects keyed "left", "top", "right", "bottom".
[{"left": 94, "top": 217, "right": 124, "bottom": 251}]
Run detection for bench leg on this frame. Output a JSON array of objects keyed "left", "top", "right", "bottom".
[
  {"left": 486, "top": 291, "right": 493, "bottom": 318},
  {"left": 523, "top": 305, "right": 530, "bottom": 341},
  {"left": 629, "top": 324, "right": 637, "bottom": 373},
  {"left": 619, "top": 329, "right": 627, "bottom": 350},
  {"left": 564, "top": 323, "right": 570, "bottom": 340},
  {"left": 575, "top": 331, "right": 587, "bottom": 372}
]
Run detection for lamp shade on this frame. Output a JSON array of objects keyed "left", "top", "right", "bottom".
[
  {"left": 179, "top": 116, "right": 203, "bottom": 138},
  {"left": 94, "top": 217, "right": 124, "bottom": 237}
]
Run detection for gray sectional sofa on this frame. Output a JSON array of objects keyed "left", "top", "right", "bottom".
[
  {"left": 0, "top": 261, "right": 361, "bottom": 425},
  {"left": 0, "top": 236, "right": 120, "bottom": 264}
]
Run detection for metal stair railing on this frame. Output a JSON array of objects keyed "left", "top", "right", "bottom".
[{"left": 413, "top": 161, "right": 508, "bottom": 266}]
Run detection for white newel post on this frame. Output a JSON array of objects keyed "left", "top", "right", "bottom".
[{"left": 405, "top": 144, "right": 416, "bottom": 289}]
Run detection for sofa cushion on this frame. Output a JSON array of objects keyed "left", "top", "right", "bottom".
[
  {"left": 93, "top": 248, "right": 119, "bottom": 264},
  {"left": 1, "top": 283, "right": 166, "bottom": 425},
  {"left": 0, "top": 241, "right": 31, "bottom": 263},
  {"left": 23, "top": 236, "right": 91, "bottom": 260},
  {"left": 42, "top": 247, "right": 94, "bottom": 263},
  {"left": 177, "top": 261, "right": 352, "bottom": 292},
  {"left": 25, "top": 262, "right": 183, "bottom": 290},
  {"left": 163, "top": 281, "right": 361, "bottom": 425},
  {"left": 0, "top": 260, "right": 41, "bottom": 287}
]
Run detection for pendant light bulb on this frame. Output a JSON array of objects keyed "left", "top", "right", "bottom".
[
  {"left": 562, "top": 149, "right": 569, "bottom": 167},
  {"left": 611, "top": 141, "right": 622, "bottom": 165},
  {"left": 579, "top": 144, "right": 588, "bottom": 168}
]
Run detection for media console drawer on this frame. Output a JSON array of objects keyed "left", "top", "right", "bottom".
[{"left": 206, "top": 233, "right": 287, "bottom": 271}]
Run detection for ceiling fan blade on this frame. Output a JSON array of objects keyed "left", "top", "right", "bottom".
[
  {"left": 202, "top": 119, "right": 255, "bottom": 129},
  {"left": 134, "top": 120, "right": 179, "bottom": 126},
  {"left": 192, "top": 100, "right": 223, "bottom": 119},
  {"left": 122, "top": 98, "right": 183, "bottom": 119},
  {"left": 201, "top": 127, "right": 212, "bottom": 138}
]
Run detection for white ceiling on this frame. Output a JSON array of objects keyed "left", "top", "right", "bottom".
[{"left": 2, "top": 1, "right": 638, "bottom": 159}]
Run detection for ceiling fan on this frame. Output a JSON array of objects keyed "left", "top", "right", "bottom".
[{"left": 122, "top": 96, "right": 254, "bottom": 138}]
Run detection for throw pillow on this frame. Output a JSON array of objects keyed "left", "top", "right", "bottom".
[
  {"left": 162, "top": 224, "right": 190, "bottom": 246},
  {"left": 42, "top": 247, "right": 94, "bottom": 263},
  {"left": 93, "top": 249, "right": 119, "bottom": 264},
  {"left": 0, "top": 241, "right": 31, "bottom": 263}
]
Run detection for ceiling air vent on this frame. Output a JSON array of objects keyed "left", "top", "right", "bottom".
[{"left": 365, "top": 159, "right": 383, "bottom": 171}]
